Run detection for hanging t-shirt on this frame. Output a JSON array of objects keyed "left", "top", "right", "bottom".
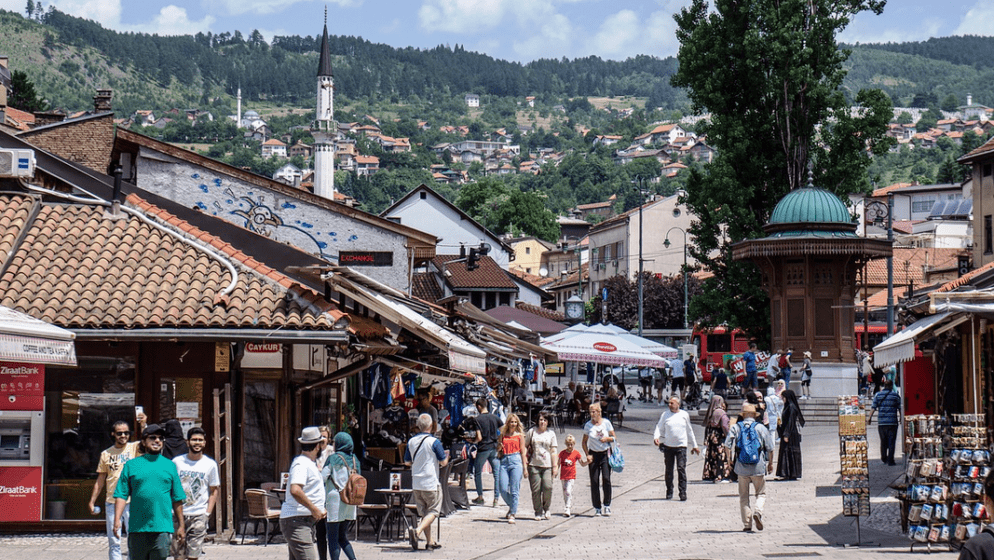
[
  {"left": 366, "top": 364, "right": 391, "bottom": 409},
  {"left": 172, "top": 454, "right": 221, "bottom": 516},
  {"left": 444, "top": 384, "right": 465, "bottom": 427}
]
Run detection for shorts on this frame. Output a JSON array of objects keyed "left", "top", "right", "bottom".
[
  {"left": 413, "top": 487, "right": 442, "bottom": 518},
  {"left": 128, "top": 532, "right": 172, "bottom": 560},
  {"left": 671, "top": 377, "right": 685, "bottom": 393},
  {"left": 171, "top": 514, "right": 208, "bottom": 558},
  {"left": 801, "top": 379, "right": 811, "bottom": 387},
  {"left": 654, "top": 377, "right": 665, "bottom": 390},
  {"left": 639, "top": 377, "right": 652, "bottom": 388}
]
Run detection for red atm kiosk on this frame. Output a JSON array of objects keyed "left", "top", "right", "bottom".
[{"left": 0, "top": 361, "right": 46, "bottom": 522}]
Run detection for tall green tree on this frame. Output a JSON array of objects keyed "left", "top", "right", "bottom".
[
  {"left": 671, "top": 0, "right": 891, "bottom": 341},
  {"left": 9, "top": 70, "right": 46, "bottom": 112}
]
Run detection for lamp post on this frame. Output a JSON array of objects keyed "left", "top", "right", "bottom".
[
  {"left": 664, "top": 227, "right": 688, "bottom": 330},
  {"left": 634, "top": 176, "right": 645, "bottom": 337},
  {"left": 887, "top": 192, "right": 894, "bottom": 336}
]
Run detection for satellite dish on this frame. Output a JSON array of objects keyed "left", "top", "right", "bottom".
[{"left": 539, "top": 267, "right": 548, "bottom": 277}]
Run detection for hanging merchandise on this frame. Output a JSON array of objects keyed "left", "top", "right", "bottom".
[
  {"left": 944, "top": 413, "right": 988, "bottom": 550},
  {"left": 444, "top": 384, "right": 465, "bottom": 427},
  {"left": 365, "top": 363, "right": 392, "bottom": 409},
  {"left": 903, "top": 414, "right": 950, "bottom": 552},
  {"left": 838, "top": 396, "right": 871, "bottom": 531},
  {"left": 402, "top": 372, "right": 418, "bottom": 397},
  {"left": 390, "top": 370, "right": 405, "bottom": 401}
]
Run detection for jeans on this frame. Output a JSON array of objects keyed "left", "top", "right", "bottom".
[
  {"left": 325, "top": 521, "right": 355, "bottom": 560},
  {"left": 588, "top": 450, "right": 612, "bottom": 509},
  {"left": 878, "top": 424, "right": 898, "bottom": 464},
  {"left": 738, "top": 474, "right": 767, "bottom": 529},
  {"left": 745, "top": 370, "right": 757, "bottom": 390},
  {"left": 474, "top": 447, "right": 500, "bottom": 499},
  {"left": 498, "top": 453, "right": 523, "bottom": 515},
  {"left": 782, "top": 367, "right": 792, "bottom": 386},
  {"left": 105, "top": 501, "right": 130, "bottom": 560},
  {"left": 528, "top": 465, "right": 553, "bottom": 514},
  {"left": 662, "top": 445, "right": 688, "bottom": 499}
]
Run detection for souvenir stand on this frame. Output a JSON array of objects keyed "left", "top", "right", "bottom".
[
  {"left": 903, "top": 414, "right": 950, "bottom": 551},
  {"left": 838, "top": 396, "right": 873, "bottom": 547}
]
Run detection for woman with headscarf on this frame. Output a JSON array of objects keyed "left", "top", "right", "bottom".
[
  {"left": 776, "top": 390, "right": 806, "bottom": 480},
  {"left": 161, "top": 419, "right": 188, "bottom": 459},
  {"left": 322, "top": 432, "right": 358, "bottom": 560},
  {"left": 701, "top": 395, "right": 731, "bottom": 483}
]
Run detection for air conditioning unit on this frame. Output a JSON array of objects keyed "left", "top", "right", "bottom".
[{"left": 0, "top": 149, "right": 35, "bottom": 178}]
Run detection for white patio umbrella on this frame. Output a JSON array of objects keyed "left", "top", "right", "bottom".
[{"left": 540, "top": 331, "right": 670, "bottom": 368}]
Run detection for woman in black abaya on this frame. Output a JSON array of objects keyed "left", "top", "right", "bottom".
[{"left": 775, "top": 389, "right": 805, "bottom": 480}]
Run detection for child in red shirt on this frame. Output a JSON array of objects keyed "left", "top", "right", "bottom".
[{"left": 558, "top": 434, "right": 588, "bottom": 517}]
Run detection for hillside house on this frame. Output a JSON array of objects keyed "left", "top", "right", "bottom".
[
  {"left": 355, "top": 155, "right": 380, "bottom": 176},
  {"left": 635, "top": 123, "right": 687, "bottom": 146},
  {"left": 261, "top": 138, "right": 287, "bottom": 158},
  {"left": 575, "top": 195, "right": 616, "bottom": 221},
  {"left": 465, "top": 94, "right": 480, "bottom": 108},
  {"left": 288, "top": 140, "right": 313, "bottom": 158},
  {"left": 273, "top": 163, "right": 303, "bottom": 186}
]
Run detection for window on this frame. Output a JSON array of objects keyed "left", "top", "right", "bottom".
[
  {"left": 986, "top": 215, "right": 992, "bottom": 255},
  {"left": 984, "top": 164, "right": 992, "bottom": 178},
  {"left": 420, "top": 191, "right": 427, "bottom": 199},
  {"left": 911, "top": 196, "right": 937, "bottom": 213},
  {"left": 707, "top": 334, "right": 732, "bottom": 353},
  {"left": 525, "top": 247, "right": 531, "bottom": 255}
]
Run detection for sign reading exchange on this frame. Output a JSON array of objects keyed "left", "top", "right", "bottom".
[{"left": 339, "top": 251, "right": 393, "bottom": 267}]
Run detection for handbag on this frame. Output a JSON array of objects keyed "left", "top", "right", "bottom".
[{"left": 608, "top": 442, "right": 624, "bottom": 473}]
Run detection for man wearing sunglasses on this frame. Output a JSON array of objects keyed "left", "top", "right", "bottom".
[
  {"left": 113, "top": 424, "right": 186, "bottom": 560},
  {"left": 88, "top": 414, "right": 146, "bottom": 560}
]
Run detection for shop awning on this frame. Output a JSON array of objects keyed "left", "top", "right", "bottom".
[
  {"left": 0, "top": 305, "right": 77, "bottom": 366},
  {"left": 873, "top": 311, "right": 966, "bottom": 368}
]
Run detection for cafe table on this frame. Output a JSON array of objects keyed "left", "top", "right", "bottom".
[{"left": 374, "top": 487, "right": 414, "bottom": 543}]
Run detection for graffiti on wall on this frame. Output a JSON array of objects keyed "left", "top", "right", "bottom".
[{"left": 191, "top": 174, "right": 356, "bottom": 260}]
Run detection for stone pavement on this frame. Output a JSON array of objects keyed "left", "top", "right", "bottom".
[{"left": 2, "top": 399, "right": 950, "bottom": 560}]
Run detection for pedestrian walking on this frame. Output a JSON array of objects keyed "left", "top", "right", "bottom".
[
  {"left": 405, "top": 414, "right": 448, "bottom": 549},
  {"left": 655, "top": 367, "right": 668, "bottom": 404},
  {"left": 653, "top": 395, "right": 700, "bottom": 501},
  {"left": 582, "top": 402, "right": 616, "bottom": 516},
  {"left": 701, "top": 395, "right": 731, "bottom": 483},
  {"left": 669, "top": 356, "right": 685, "bottom": 401},
  {"left": 868, "top": 380, "right": 902, "bottom": 466},
  {"left": 88, "top": 416, "right": 144, "bottom": 560},
  {"left": 710, "top": 366, "right": 728, "bottom": 399},
  {"left": 768, "top": 349, "right": 781, "bottom": 381},
  {"left": 314, "top": 426, "right": 332, "bottom": 560},
  {"left": 497, "top": 413, "right": 528, "bottom": 523},
  {"left": 469, "top": 397, "right": 502, "bottom": 507},
  {"left": 280, "top": 427, "right": 327, "bottom": 560},
  {"left": 957, "top": 469, "right": 994, "bottom": 559},
  {"left": 557, "top": 435, "right": 587, "bottom": 517},
  {"left": 724, "top": 403, "right": 774, "bottom": 532},
  {"left": 525, "top": 411, "right": 558, "bottom": 520},
  {"left": 322, "top": 432, "right": 358, "bottom": 560},
  {"left": 776, "top": 390, "right": 805, "bottom": 480},
  {"left": 800, "top": 351, "right": 813, "bottom": 399},
  {"left": 743, "top": 342, "right": 759, "bottom": 391},
  {"left": 170, "top": 427, "right": 220, "bottom": 560},
  {"left": 780, "top": 348, "right": 794, "bottom": 386},
  {"left": 112, "top": 424, "right": 186, "bottom": 560},
  {"left": 765, "top": 380, "right": 786, "bottom": 463}
]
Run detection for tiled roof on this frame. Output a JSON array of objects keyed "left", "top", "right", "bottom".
[
  {"left": 871, "top": 182, "right": 913, "bottom": 197},
  {"left": 0, "top": 193, "right": 386, "bottom": 337},
  {"left": 891, "top": 220, "right": 921, "bottom": 234},
  {"left": 432, "top": 255, "right": 517, "bottom": 290},
  {"left": 515, "top": 301, "right": 565, "bottom": 322},
  {"left": 864, "top": 247, "right": 964, "bottom": 286},
  {"left": 962, "top": 135, "right": 994, "bottom": 161},
  {"left": 507, "top": 267, "right": 556, "bottom": 287},
  {"left": 858, "top": 288, "right": 899, "bottom": 309},
  {"left": 262, "top": 138, "right": 286, "bottom": 146},
  {"left": 411, "top": 272, "right": 444, "bottom": 303},
  {"left": 934, "top": 260, "right": 994, "bottom": 294}
]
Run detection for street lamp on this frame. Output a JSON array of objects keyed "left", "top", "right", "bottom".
[
  {"left": 634, "top": 176, "right": 646, "bottom": 337},
  {"left": 664, "top": 227, "right": 689, "bottom": 330}
]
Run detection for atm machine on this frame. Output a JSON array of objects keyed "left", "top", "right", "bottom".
[{"left": 0, "top": 361, "right": 46, "bottom": 522}]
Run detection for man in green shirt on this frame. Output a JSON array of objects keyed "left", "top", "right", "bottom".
[{"left": 113, "top": 424, "right": 186, "bottom": 560}]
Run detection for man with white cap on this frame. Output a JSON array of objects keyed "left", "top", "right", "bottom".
[
  {"left": 280, "top": 427, "right": 327, "bottom": 560},
  {"left": 725, "top": 403, "right": 774, "bottom": 532}
]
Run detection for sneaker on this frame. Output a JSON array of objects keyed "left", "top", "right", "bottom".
[
  {"left": 753, "top": 512, "right": 764, "bottom": 531},
  {"left": 742, "top": 527, "right": 753, "bottom": 532},
  {"left": 507, "top": 515, "right": 515, "bottom": 524},
  {"left": 603, "top": 505, "right": 612, "bottom": 516},
  {"left": 535, "top": 511, "right": 542, "bottom": 520},
  {"left": 472, "top": 496, "right": 485, "bottom": 505},
  {"left": 543, "top": 511, "right": 551, "bottom": 520},
  {"left": 493, "top": 497, "right": 499, "bottom": 507},
  {"left": 564, "top": 508, "right": 571, "bottom": 517},
  {"left": 408, "top": 527, "right": 419, "bottom": 551},
  {"left": 594, "top": 508, "right": 602, "bottom": 516},
  {"left": 720, "top": 479, "right": 731, "bottom": 484}
]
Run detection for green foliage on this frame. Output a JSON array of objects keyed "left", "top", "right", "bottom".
[
  {"left": 9, "top": 69, "right": 46, "bottom": 111},
  {"left": 671, "top": 0, "right": 887, "bottom": 342},
  {"left": 588, "top": 272, "right": 702, "bottom": 330}
]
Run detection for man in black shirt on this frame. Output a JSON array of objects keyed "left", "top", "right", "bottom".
[{"left": 470, "top": 398, "right": 501, "bottom": 507}]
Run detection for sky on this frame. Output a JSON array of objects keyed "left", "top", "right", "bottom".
[{"left": 3, "top": 0, "right": 992, "bottom": 63}]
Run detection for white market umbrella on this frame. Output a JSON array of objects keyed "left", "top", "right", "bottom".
[{"left": 540, "top": 331, "right": 670, "bottom": 368}]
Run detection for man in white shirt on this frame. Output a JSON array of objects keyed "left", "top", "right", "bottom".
[
  {"left": 280, "top": 427, "right": 327, "bottom": 560},
  {"left": 668, "top": 357, "right": 685, "bottom": 402},
  {"left": 405, "top": 413, "right": 449, "bottom": 550},
  {"left": 171, "top": 427, "right": 220, "bottom": 560},
  {"left": 653, "top": 396, "right": 700, "bottom": 501}
]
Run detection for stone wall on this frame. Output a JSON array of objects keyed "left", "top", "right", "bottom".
[{"left": 18, "top": 114, "right": 115, "bottom": 174}]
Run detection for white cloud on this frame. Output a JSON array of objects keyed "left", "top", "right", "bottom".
[
  {"left": 142, "top": 6, "right": 216, "bottom": 36},
  {"left": 418, "top": 0, "right": 512, "bottom": 33},
  {"left": 590, "top": 10, "right": 640, "bottom": 58},
  {"left": 47, "top": 0, "right": 122, "bottom": 26},
  {"left": 512, "top": 13, "right": 574, "bottom": 60},
  {"left": 839, "top": 12, "right": 943, "bottom": 44},
  {"left": 954, "top": 1, "right": 994, "bottom": 36}
]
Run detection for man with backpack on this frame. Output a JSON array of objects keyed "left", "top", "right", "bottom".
[
  {"left": 404, "top": 413, "right": 449, "bottom": 550},
  {"left": 724, "top": 403, "right": 774, "bottom": 532}
]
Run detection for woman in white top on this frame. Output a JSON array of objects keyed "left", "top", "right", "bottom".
[
  {"left": 322, "top": 432, "right": 357, "bottom": 560},
  {"left": 525, "top": 412, "right": 559, "bottom": 520},
  {"left": 581, "top": 402, "right": 616, "bottom": 516}
]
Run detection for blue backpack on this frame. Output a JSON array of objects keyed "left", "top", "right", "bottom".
[{"left": 736, "top": 422, "right": 762, "bottom": 465}]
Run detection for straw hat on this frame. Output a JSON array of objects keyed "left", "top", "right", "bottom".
[
  {"left": 741, "top": 403, "right": 758, "bottom": 417},
  {"left": 803, "top": 351, "right": 812, "bottom": 358}
]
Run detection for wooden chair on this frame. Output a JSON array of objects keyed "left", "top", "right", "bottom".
[
  {"left": 604, "top": 399, "right": 624, "bottom": 427},
  {"left": 241, "top": 489, "right": 280, "bottom": 545}
]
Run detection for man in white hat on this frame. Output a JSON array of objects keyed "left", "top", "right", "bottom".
[
  {"left": 725, "top": 403, "right": 774, "bottom": 532},
  {"left": 280, "top": 427, "right": 327, "bottom": 560}
]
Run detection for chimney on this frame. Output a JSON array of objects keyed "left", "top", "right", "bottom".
[{"left": 94, "top": 89, "right": 112, "bottom": 113}]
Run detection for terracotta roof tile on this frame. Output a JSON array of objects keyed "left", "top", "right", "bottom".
[
  {"left": 871, "top": 182, "right": 913, "bottom": 197},
  {"left": 963, "top": 135, "right": 994, "bottom": 161},
  {"left": 515, "top": 301, "right": 565, "bottom": 322},
  {"left": 411, "top": 272, "right": 444, "bottom": 302},
  {"left": 0, "top": 193, "right": 346, "bottom": 331},
  {"left": 432, "top": 255, "right": 517, "bottom": 290},
  {"left": 864, "top": 247, "right": 964, "bottom": 286},
  {"left": 934, "top": 260, "right": 994, "bottom": 294}
]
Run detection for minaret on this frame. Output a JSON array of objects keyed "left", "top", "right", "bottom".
[
  {"left": 236, "top": 87, "right": 242, "bottom": 128},
  {"left": 313, "top": 8, "right": 336, "bottom": 200}
]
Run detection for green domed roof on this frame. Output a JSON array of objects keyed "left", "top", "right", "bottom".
[{"left": 768, "top": 187, "right": 852, "bottom": 225}]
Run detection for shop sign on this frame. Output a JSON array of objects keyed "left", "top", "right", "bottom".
[
  {"left": 242, "top": 343, "right": 283, "bottom": 369},
  {"left": 214, "top": 342, "right": 230, "bottom": 373},
  {"left": 339, "top": 251, "right": 393, "bottom": 267},
  {"left": 0, "top": 362, "right": 44, "bottom": 411},
  {"left": 593, "top": 342, "right": 617, "bottom": 353},
  {"left": 0, "top": 467, "right": 42, "bottom": 521}
]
